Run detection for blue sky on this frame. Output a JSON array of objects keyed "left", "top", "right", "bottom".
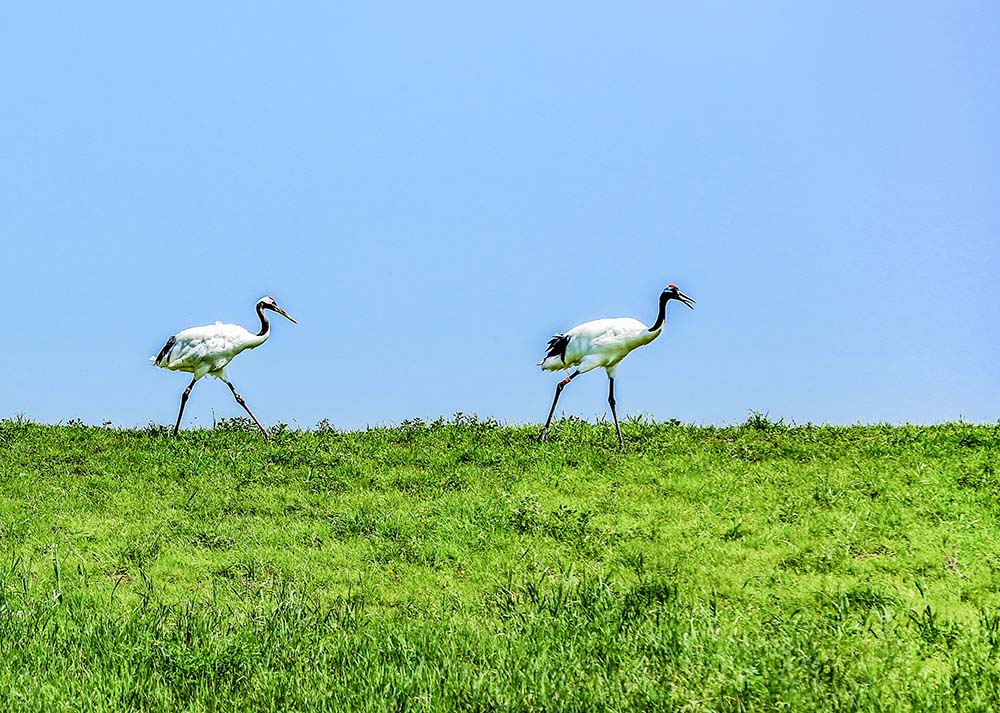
[{"left": 1, "top": 2, "right": 996, "bottom": 429}]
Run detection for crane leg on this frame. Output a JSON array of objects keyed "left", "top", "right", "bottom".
[
  {"left": 225, "top": 381, "right": 271, "bottom": 440},
  {"left": 173, "top": 377, "right": 198, "bottom": 437},
  {"left": 540, "top": 370, "right": 580, "bottom": 441},
  {"left": 608, "top": 377, "right": 624, "bottom": 448}
]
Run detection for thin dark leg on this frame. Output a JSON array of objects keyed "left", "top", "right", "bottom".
[
  {"left": 173, "top": 377, "right": 198, "bottom": 437},
  {"left": 608, "top": 377, "right": 623, "bottom": 448},
  {"left": 225, "top": 381, "right": 270, "bottom": 440},
  {"left": 540, "top": 370, "right": 580, "bottom": 441}
]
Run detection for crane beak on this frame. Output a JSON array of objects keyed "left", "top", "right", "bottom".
[
  {"left": 676, "top": 291, "right": 696, "bottom": 309},
  {"left": 273, "top": 305, "right": 297, "bottom": 323}
]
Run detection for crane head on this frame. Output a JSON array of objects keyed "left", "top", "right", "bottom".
[
  {"left": 663, "top": 284, "right": 696, "bottom": 309},
  {"left": 258, "top": 296, "right": 297, "bottom": 323}
]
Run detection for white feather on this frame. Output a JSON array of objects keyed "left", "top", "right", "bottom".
[
  {"left": 153, "top": 323, "right": 267, "bottom": 381},
  {"left": 539, "top": 317, "right": 660, "bottom": 374}
]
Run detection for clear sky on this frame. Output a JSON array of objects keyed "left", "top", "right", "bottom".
[{"left": 1, "top": 2, "right": 997, "bottom": 429}]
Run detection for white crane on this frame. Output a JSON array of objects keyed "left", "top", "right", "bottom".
[
  {"left": 538, "top": 284, "right": 695, "bottom": 446},
  {"left": 151, "top": 296, "right": 297, "bottom": 439}
]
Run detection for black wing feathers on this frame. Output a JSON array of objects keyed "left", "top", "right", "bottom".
[
  {"left": 544, "top": 333, "right": 570, "bottom": 364},
  {"left": 154, "top": 336, "right": 176, "bottom": 366}
]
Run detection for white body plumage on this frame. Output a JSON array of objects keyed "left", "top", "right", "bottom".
[
  {"left": 151, "top": 322, "right": 266, "bottom": 382},
  {"left": 537, "top": 317, "right": 660, "bottom": 379}
]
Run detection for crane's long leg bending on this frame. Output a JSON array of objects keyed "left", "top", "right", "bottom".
[
  {"left": 608, "top": 377, "right": 624, "bottom": 448},
  {"left": 225, "top": 381, "right": 270, "bottom": 440},
  {"left": 173, "top": 377, "right": 198, "bottom": 437},
  {"left": 540, "top": 370, "right": 580, "bottom": 441}
]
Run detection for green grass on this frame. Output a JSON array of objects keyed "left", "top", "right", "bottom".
[{"left": 1, "top": 415, "right": 999, "bottom": 711}]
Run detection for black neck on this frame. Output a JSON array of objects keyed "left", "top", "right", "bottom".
[
  {"left": 649, "top": 293, "right": 669, "bottom": 332},
  {"left": 256, "top": 303, "right": 270, "bottom": 337}
]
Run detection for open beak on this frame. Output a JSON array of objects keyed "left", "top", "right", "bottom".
[
  {"left": 274, "top": 305, "right": 297, "bottom": 323},
  {"left": 677, "top": 291, "right": 696, "bottom": 309}
]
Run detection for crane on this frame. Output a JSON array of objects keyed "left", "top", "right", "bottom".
[
  {"left": 538, "top": 284, "right": 695, "bottom": 446},
  {"left": 151, "top": 296, "right": 296, "bottom": 439}
]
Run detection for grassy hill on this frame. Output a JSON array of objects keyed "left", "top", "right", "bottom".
[{"left": 0, "top": 416, "right": 998, "bottom": 711}]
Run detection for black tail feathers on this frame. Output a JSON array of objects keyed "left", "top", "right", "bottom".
[
  {"left": 544, "top": 333, "right": 570, "bottom": 364},
  {"left": 154, "top": 336, "right": 176, "bottom": 366}
]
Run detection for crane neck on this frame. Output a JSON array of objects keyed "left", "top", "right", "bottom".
[
  {"left": 255, "top": 303, "right": 271, "bottom": 339},
  {"left": 648, "top": 293, "right": 670, "bottom": 333}
]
